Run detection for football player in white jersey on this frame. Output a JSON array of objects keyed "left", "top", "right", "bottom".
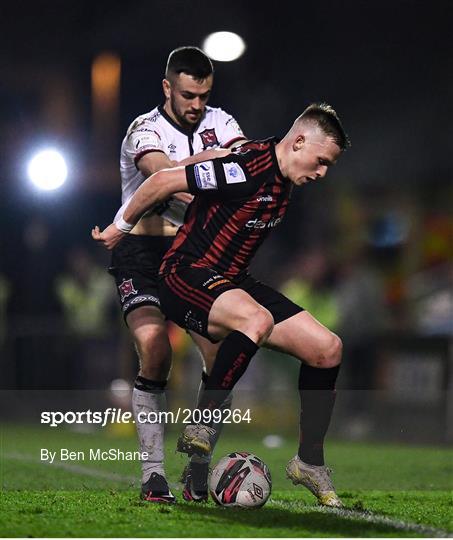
[{"left": 109, "top": 47, "right": 246, "bottom": 503}]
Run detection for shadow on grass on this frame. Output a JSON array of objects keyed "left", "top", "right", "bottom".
[{"left": 176, "top": 501, "right": 408, "bottom": 537}]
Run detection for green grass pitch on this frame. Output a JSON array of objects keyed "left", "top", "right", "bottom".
[{"left": 1, "top": 424, "right": 452, "bottom": 537}]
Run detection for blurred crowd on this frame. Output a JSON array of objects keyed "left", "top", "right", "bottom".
[{"left": 1, "top": 182, "right": 451, "bottom": 395}]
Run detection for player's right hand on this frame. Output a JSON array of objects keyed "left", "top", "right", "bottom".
[{"left": 91, "top": 224, "right": 125, "bottom": 250}]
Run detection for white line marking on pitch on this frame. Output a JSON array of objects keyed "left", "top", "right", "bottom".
[
  {"left": 3, "top": 451, "right": 182, "bottom": 490},
  {"left": 4, "top": 451, "right": 138, "bottom": 484},
  {"left": 4, "top": 453, "right": 451, "bottom": 537},
  {"left": 271, "top": 499, "right": 452, "bottom": 538}
]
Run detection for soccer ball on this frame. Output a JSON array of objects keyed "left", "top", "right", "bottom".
[{"left": 209, "top": 452, "right": 272, "bottom": 508}]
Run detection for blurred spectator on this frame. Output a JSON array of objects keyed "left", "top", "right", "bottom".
[
  {"left": 407, "top": 263, "right": 452, "bottom": 336},
  {"left": 281, "top": 247, "right": 340, "bottom": 331},
  {"left": 406, "top": 212, "right": 453, "bottom": 336},
  {"left": 54, "top": 246, "right": 119, "bottom": 388},
  {"left": 335, "top": 245, "right": 388, "bottom": 437},
  {"left": 55, "top": 246, "right": 115, "bottom": 337}
]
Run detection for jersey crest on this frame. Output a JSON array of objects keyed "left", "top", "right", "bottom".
[
  {"left": 118, "top": 279, "right": 137, "bottom": 301},
  {"left": 199, "top": 128, "right": 219, "bottom": 149}
]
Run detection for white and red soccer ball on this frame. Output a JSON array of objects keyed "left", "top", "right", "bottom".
[{"left": 209, "top": 452, "right": 272, "bottom": 508}]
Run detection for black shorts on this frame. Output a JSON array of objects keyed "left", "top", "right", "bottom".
[
  {"left": 158, "top": 266, "right": 303, "bottom": 341},
  {"left": 109, "top": 235, "right": 174, "bottom": 319}
]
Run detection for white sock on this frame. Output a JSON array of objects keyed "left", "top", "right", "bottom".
[{"left": 132, "top": 387, "right": 166, "bottom": 483}]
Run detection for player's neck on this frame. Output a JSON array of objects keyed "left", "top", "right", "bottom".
[
  {"left": 162, "top": 102, "right": 192, "bottom": 132},
  {"left": 274, "top": 141, "right": 288, "bottom": 178}
]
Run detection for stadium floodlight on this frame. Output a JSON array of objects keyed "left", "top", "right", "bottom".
[
  {"left": 202, "top": 31, "right": 246, "bottom": 62},
  {"left": 27, "top": 149, "right": 68, "bottom": 191}
]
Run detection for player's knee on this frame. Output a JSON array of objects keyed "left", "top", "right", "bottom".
[
  {"left": 245, "top": 306, "right": 274, "bottom": 344},
  {"left": 135, "top": 329, "right": 171, "bottom": 364},
  {"left": 319, "top": 333, "right": 342, "bottom": 368}
]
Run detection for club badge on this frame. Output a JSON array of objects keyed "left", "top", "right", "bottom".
[
  {"left": 118, "top": 279, "right": 137, "bottom": 302},
  {"left": 199, "top": 128, "right": 219, "bottom": 149}
]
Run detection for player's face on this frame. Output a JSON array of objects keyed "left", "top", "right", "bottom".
[
  {"left": 164, "top": 73, "right": 213, "bottom": 128},
  {"left": 289, "top": 131, "right": 341, "bottom": 186}
]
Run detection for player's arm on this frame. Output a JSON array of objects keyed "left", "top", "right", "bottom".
[
  {"left": 93, "top": 152, "right": 251, "bottom": 249},
  {"left": 176, "top": 147, "right": 231, "bottom": 166},
  {"left": 163, "top": 148, "right": 232, "bottom": 205},
  {"left": 137, "top": 150, "right": 173, "bottom": 176},
  {"left": 92, "top": 167, "right": 190, "bottom": 249},
  {"left": 124, "top": 167, "right": 189, "bottom": 224},
  {"left": 138, "top": 148, "right": 231, "bottom": 204},
  {"left": 133, "top": 150, "right": 195, "bottom": 206},
  {"left": 186, "top": 156, "right": 263, "bottom": 200}
]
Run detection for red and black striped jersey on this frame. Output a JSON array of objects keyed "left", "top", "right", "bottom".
[{"left": 159, "top": 138, "right": 293, "bottom": 281}]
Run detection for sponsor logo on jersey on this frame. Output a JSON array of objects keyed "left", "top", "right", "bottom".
[
  {"left": 134, "top": 130, "right": 162, "bottom": 150},
  {"left": 134, "top": 128, "right": 158, "bottom": 134},
  {"left": 118, "top": 279, "right": 138, "bottom": 302},
  {"left": 225, "top": 117, "right": 244, "bottom": 135},
  {"left": 201, "top": 276, "right": 231, "bottom": 290},
  {"left": 245, "top": 217, "right": 283, "bottom": 229},
  {"left": 223, "top": 162, "right": 246, "bottom": 184},
  {"left": 256, "top": 195, "right": 273, "bottom": 202},
  {"left": 199, "top": 128, "right": 219, "bottom": 149},
  {"left": 202, "top": 275, "right": 224, "bottom": 287},
  {"left": 168, "top": 143, "right": 177, "bottom": 153},
  {"left": 194, "top": 161, "right": 217, "bottom": 190}
]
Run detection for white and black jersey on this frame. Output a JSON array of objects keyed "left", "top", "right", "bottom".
[{"left": 116, "top": 105, "right": 245, "bottom": 226}]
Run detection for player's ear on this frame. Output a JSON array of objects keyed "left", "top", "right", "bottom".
[
  {"left": 162, "top": 78, "right": 171, "bottom": 99},
  {"left": 293, "top": 135, "right": 305, "bottom": 151}
]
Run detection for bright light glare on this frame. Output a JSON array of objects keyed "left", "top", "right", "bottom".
[
  {"left": 202, "top": 31, "right": 246, "bottom": 62},
  {"left": 28, "top": 149, "right": 68, "bottom": 191}
]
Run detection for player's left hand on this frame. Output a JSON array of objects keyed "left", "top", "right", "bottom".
[{"left": 91, "top": 223, "right": 125, "bottom": 250}]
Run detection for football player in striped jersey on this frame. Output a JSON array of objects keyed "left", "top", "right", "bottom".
[{"left": 94, "top": 103, "right": 350, "bottom": 507}]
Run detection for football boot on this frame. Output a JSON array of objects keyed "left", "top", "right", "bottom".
[
  {"left": 176, "top": 424, "right": 217, "bottom": 457},
  {"left": 181, "top": 462, "right": 209, "bottom": 502},
  {"left": 141, "top": 472, "right": 176, "bottom": 504},
  {"left": 286, "top": 455, "right": 343, "bottom": 508}
]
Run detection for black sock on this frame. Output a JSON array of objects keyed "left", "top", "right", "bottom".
[
  {"left": 197, "top": 331, "right": 258, "bottom": 414},
  {"left": 298, "top": 364, "right": 340, "bottom": 466},
  {"left": 134, "top": 376, "right": 167, "bottom": 394}
]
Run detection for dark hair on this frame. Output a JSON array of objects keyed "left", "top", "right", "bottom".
[
  {"left": 299, "top": 103, "right": 351, "bottom": 150},
  {"left": 165, "top": 46, "right": 213, "bottom": 81}
]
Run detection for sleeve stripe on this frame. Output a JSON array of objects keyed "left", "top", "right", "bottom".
[{"left": 222, "top": 136, "right": 247, "bottom": 149}]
